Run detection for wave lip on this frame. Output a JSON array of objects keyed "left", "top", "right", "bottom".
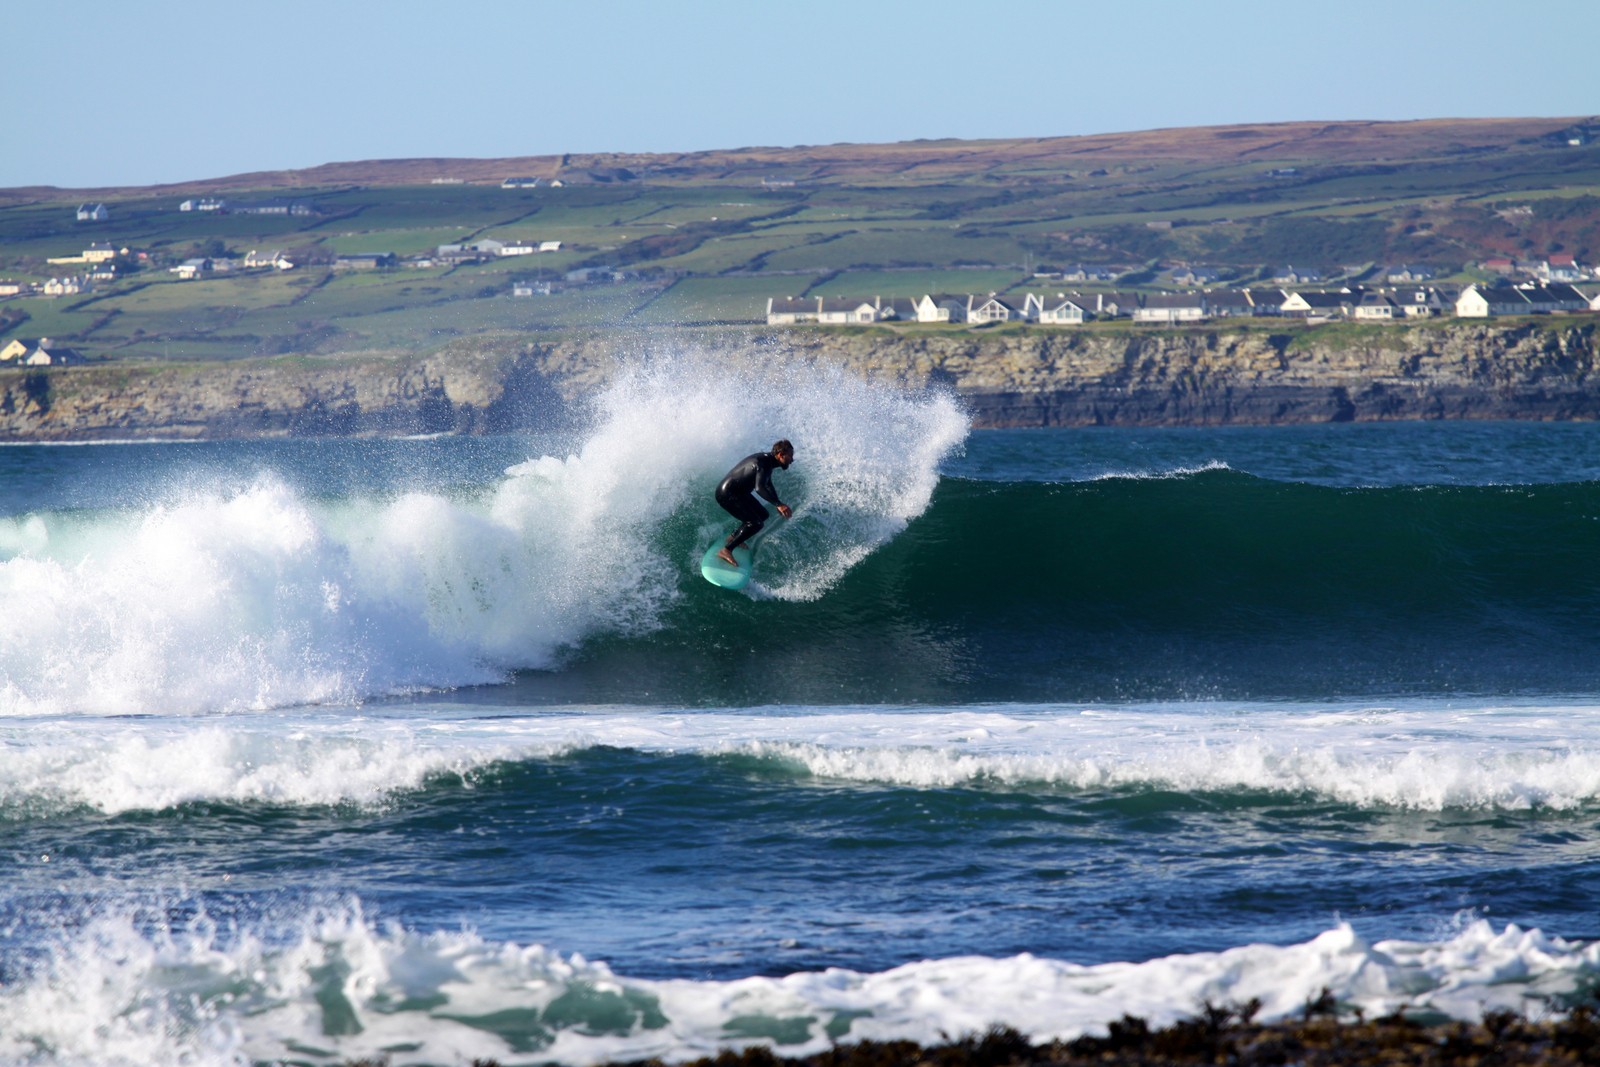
[{"left": 1, "top": 905, "right": 1594, "bottom": 1066}]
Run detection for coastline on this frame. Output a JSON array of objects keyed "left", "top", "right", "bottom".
[{"left": 0, "top": 319, "right": 1596, "bottom": 440}]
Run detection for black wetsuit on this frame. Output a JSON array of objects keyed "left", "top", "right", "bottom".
[{"left": 716, "top": 451, "right": 789, "bottom": 551}]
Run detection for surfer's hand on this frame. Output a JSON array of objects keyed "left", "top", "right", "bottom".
[{"left": 777, "top": 504, "right": 792, "bottom": 519}]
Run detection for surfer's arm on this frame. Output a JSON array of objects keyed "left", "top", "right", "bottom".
[{"left": 754, "top": 465, "right": 785, "bottom": 509}]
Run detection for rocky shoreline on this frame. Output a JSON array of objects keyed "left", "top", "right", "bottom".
[{"left": 0, "top": 320, "right": 1596, "bottom": 440}]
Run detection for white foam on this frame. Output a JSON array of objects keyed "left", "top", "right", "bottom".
[
  {"left": 0, "top": 352, "right": 966, "bottom": 716},
  {"left": 0, "top": 902, "right": 1593, "bottom": 1066},
  {"left": 6, "top": 700, "right": 1600, "bottom": 815}
]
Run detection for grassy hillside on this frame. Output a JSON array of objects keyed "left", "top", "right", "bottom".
[{"left": 1, "top": 116, "right": 1597, "bottom": 362}]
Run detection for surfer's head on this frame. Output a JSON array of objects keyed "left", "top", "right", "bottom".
[{"left": 772, "top": 440, "right": 794, "bottom": 468}]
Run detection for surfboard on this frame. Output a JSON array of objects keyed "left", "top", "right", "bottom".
[{"left": 700, "top": 541, "right": 754, "bottom": 590}]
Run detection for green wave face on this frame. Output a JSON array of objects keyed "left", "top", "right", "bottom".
[{"left": 532, "top": 470, "right": 1600, "bottom": 706}]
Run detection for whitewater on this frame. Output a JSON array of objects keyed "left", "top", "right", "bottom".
[{"left": 5, "top": 356, "right": 1600, "bottom": 1065}]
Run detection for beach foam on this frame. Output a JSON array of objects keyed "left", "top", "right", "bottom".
[{"left": 0, "top": 900, "right": 1593, "bottom": 1067}]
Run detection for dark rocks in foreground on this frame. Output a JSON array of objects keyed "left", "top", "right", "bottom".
[{"left": 405, "top": 1002, "right": 1600, "bottom": 1067}]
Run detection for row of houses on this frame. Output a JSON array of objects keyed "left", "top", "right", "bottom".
[
  {"left": 767, "top": 283, "right": 1600, "bottom": 326},
  {"left": 177, "top": 198, "right": 317, "bottom": 216},
  {"left": 0, "top": 277, "right": 93, "bottom": 297},
  {"left": 436, "top": 238, "right": 563, "bottom": 263}
]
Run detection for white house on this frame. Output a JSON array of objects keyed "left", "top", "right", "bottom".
[
  {"left": 244, "top": 249, "right": 294, "bottom": 270},
  {"left": 4, "top": 337, "right": 77, "bottom": 365},
  {"left": 767, "top": 296, "right": 820, "bottom": 324},
  {"left": 76, "top": 203, "right": 107, "bottom": 222},
  {"left": 1280, "top": 290, "right": 1350, "bottom": 318},
  {"left": 912, "top": 294, "right": 968, "bottom": 323},
  {"left": 24, "top": 343, "right": 80, "bottom": 366},
  {"left": 1456, "top": 285, "right": 1531, "bottom": 317},
  {"left": 179, "top": 198, "right": 227, "bottom": 212},
  {"left": 82, "top": 243, "right": 118, "bottom": 264},
  {"left": 169, "top": 258, "right": 211, "bottom": 280},
  {"left": 818, "top": 297, "right": 881, "bottom": 324},
  {"left": 967, "top": 294, "right": 1018, "bottom": 323},
  {"left": 1134, "top": 292, "right": 1208, "bottom": 324},
  {"left": 501, "top": 177, "right": 541, "bottom": 189},
  {"left": 1352, "top": 292, "right": 1398, "bottom": 320},
  {"left": 498, "top": 242, "right": 537, "bottom": 256},
  {"left": 41, "top": 277, "right": 83, "bottom": 296},
  {"left": 1038, "top": 293, "right": 1092, "bottom": 325},
  {"left": 0, "top": 281, "right": 28, "bottom": 297}
]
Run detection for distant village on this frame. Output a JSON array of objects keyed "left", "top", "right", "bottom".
[
  {"left": 767, "top": 258, "right": 1600, "bottom": 327},
  {"left": 5, "top": 194, "right": 1600, "bottom": 372}
]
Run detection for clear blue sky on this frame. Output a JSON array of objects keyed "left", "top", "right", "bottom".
[{"left": 8, "top": 0, "right": 1596, "bottom": 190}]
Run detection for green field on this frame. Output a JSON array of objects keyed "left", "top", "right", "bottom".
[{"left": 3, "top": 122, "right": 1598, "bottom": 361}]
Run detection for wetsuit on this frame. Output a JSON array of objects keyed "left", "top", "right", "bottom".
[{"left": 716, "top": 451, "right": 789, "bottom": 552}]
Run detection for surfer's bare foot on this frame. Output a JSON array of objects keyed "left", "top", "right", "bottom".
[{"left": 717, "top": 548, "right": 738, "bottom": 566}]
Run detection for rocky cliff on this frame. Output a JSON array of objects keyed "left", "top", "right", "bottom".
[{"left": 1, "top": 321, "right": 1596, "bottom": 440}]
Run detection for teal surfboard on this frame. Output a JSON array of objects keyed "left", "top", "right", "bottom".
[{"left": 700, "top": 541, "right": 754, "bottom": 590}]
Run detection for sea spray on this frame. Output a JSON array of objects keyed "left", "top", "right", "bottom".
[
  {"left": 1, "top": 898, "right": 1595, "bottom": 1067},
  {"left": 0, "top": 353, "right": 966, "bottom": 716}
]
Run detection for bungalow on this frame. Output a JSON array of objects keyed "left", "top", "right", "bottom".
[
  {"left": 0, "top": 281, "right": 28, "bottom": 297},
  {"left": 1394, "top": 288, "right": 1449, "bottom": 317},
  {"left": 1385, "top": 265, "right": 1435, "bottom": 283},
  {"left": 3, "top": 337, "right": 77, "bottom": 365},
  {"left": 1038, "top": 293, "right": 1093, "bottom": 325},
  {"left": 1134, "top": 292, "right": 1208, "bottom": 324},
  {"left": 1205, "top": 290, "right": 1257, "bottom": 318},
  {"left": 82, "top": 243, "right": 119, "bottom": 264},
  {"left": 333, "top": 252, "right": 397, "bottom": 270},
  {"left": 512, "top": 280, "right": 555, "bottom": 297},
  {"left": 1538, "top": 255, "right": 1586, "bottom": 283},
  {"left": 1095, "top": 291, "right": 1143, "bottom": 318},
  {"left": 1456, "top": 285, "right": 1531, "bottom": 317},
  {"left": 1279, "top": 290, "right": 1350, "bottom": 318},
  {"left": 1170, "top": 267, "right": 1219, "bottom": 287},
  {"left": 232, "top": 200, "right": 315, "bottom": 217},
  {"left": 24, "top": 343, "right": 81, "bottom": 366},
  {"left": 244, "top": 249, "right": 294, "bottom": 270},
  {"left": 912, "top": 293, "right": 968, "bottom": 323},
  {"left": 967, "top": 293, "right": 1019, "bottom": 324},
  {"left": 1272, "top": 265, "right": 1323, "bottom": 285},
  {"left": 880, "top": 297, "right": 918, "bottom": 322},
  {"left": 501, "top": 177, "right": 541, "bottom": 188},
  {"left": 1352, "top": 292, "right": 1399, "bottom": 320},
  {"left": 76, "top": 203, "right": 107, "bottom": 222},
  {"left": 1519, "top": 283, "right": 1590, "bottom": 313},
  {"left": 179, "top": 198, "right": 227, "bottom": 212},
  {"left": 818, "top": 297, "right": 882, "bottom": 325},
  {"left": 41, "top": 277, "right": 84, "bottom": 296},
  {"left": 169, "top": 258, "right": 211, "bottom": 280},
  {"left": 1480, "top": 257, "right": 1515, "bottom": 276},
  {"left": 767, "top": 296, "right": 821, "bottom": 324},
  {"left": 498, "top": 241, "right": 538, "bottom": 256},
  {"left": 1061, "top": 266, "right": 1113, "bottom": 283}
]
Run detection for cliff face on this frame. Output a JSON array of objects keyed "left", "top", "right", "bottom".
[{"left": 0, "top": 321, "right": 1596, "bottom": 440}]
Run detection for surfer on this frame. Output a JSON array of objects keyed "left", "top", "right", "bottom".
[{"left": 715, "top": 439, "right": 794, "bottom": 566}]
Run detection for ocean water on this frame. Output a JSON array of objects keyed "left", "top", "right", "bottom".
[{"left": 4, "top": 355, "right": 1600, "bottom": 1064}]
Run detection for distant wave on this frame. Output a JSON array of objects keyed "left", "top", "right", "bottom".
[{"left": 1, "top": 896, "right": 1593, "bottom": 1066}]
